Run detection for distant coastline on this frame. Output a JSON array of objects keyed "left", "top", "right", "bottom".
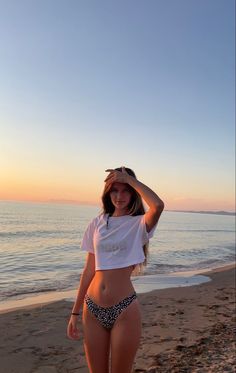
[
  {"left": 167, "top": 210, "right": 235, "bottom": 216},
  {"left": 0, "top": 200, "right": 235, "bottom": 216}
]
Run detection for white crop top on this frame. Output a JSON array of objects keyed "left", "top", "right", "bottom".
[{"left": 81, "top": 213, "right": 157, "bottom": 270}]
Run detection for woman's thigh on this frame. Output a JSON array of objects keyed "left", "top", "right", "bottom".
[
  {"left": 110, "top": 299, "right": 142, "bottom": 373},
  {"left": 82, "top": 303, "right": 111, "bottom": 373}
]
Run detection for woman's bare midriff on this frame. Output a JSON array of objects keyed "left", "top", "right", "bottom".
[{"left": 87, "top": 265, "right": 136, "bottom": 307}]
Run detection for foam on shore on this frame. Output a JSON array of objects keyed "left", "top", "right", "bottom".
[
  {"left": 0, "top": 273, "right": 210, "bottom": 313},
  {"left": 0, "top": 263, "right": 234, "bottom": 314}
]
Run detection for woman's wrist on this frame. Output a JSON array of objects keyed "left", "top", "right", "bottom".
[
  {"left": 127, "top": 175, "right": 139, "bottom": 188},
  {"left": 71, "top": 311, "right": 80, "bottom": 316}
]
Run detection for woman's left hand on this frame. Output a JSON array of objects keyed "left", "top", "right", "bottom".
[{"left": 104, "top": 167, "right": 131, "bottom": 185}]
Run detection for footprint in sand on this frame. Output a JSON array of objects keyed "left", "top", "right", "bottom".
[
  {"left": 32, "top": 366, "right": 57, "bottom": 373},
  {"left": 178, "top": 336, "right": 187, "bottom": 343},
  {"left": 216, "top": 296, "right": 229, "bottom": 300},
  {"left": 31, "top": 327, "right": 51, "bottom": 335},
  {"left": 208, "top": 304, "right": 220, "bottom": 309},
  {"left": 176, "top": 299, "right": 187, "bottom": 303},
  {"left": 12, "top": 346, "right": 42, "bottom": 355}
]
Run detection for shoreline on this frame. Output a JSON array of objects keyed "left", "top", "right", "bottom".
[
  {"left": 0, "top": 263, "right": 235, "bottom": 373},
  {"left": 0, "top": 262, "right": 235, "bottom": 314},
  {"left": 1, "top": 262, "right": 235, "bottom": 314}
]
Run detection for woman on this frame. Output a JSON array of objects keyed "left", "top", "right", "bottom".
[{"left": 67, "top": 166, "right": 164, "bottom": 373}]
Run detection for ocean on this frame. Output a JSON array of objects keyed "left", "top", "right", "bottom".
[{"left": 0, "top": 201, "right": 235, "bottom": 303}]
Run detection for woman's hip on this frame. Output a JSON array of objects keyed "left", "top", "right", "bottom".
[{"left": 87, "top": 276, "right": 136, "bottom": 307}]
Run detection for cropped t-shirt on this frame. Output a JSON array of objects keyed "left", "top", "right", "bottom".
[{"left": 81, "top": 213, "right": 158, "bottom": 270}]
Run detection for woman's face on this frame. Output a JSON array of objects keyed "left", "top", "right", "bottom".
[{"left": 109, "top": 182, "right": 132, "bottom": 211}]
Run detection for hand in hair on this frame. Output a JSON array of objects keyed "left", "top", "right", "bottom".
[{"left": 104, "top": 167, "right": 132, "bottom": 185}]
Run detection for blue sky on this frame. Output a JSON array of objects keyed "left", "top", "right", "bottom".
[{"left": 0, "top": 0, "right": 235, "bottom": 210}]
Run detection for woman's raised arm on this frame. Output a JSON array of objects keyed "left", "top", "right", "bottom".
[{"left": 104, "top": 167, "right": 164, "bottom": 232}]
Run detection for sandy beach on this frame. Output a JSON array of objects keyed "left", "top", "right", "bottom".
[{"left": 0, "top": 263, "right": 235, "bottom": 373}]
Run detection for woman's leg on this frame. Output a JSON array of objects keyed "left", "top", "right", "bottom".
[
  {"left": 82, "top": 303, "right": 111, "bottom": 373},
  {"left": 110, "top": 299, "right": 142, "bottom": 373}
]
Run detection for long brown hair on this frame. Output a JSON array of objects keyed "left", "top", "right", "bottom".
[{"left": 100, "top": 167, "right": 149, "bottom": 275}]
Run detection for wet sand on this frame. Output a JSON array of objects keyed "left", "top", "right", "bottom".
[{"left": 0, "top": 263, "right": 235, "bottom": 373}]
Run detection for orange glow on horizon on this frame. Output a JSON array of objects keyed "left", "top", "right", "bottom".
[
  {"left": 1, "top": 174, "right": 234, "bottom": 211},
  {"left": 0, "top": 178, "right": 100, "bottom": 206},
  {"left": 0, "top": 193, "right": 234, "bottom": 212}
]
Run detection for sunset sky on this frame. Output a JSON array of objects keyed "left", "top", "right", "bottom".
[{"left": 1, "top": 0, "right": 235, "bottom": 211}]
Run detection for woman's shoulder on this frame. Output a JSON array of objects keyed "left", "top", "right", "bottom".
[{"left": 91, "top": 212, "right": 106, "bottom": 224}]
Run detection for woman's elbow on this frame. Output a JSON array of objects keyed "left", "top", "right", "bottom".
[{"left": 155, "top": 200, "right": 165, "bottom": 212}]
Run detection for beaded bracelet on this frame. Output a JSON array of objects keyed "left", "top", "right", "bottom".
[{"left": 71, "top": 312, "right": 80, "bottom": 316}]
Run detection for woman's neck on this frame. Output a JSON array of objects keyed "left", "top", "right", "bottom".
[{"left": 111, "top": 209, "right": 128, "bottom": 217}]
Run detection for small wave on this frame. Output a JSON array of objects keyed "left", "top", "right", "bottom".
[
  {"left": 189, "top": 256, "right": 236, "bottom": 268},
  {"left": 0, "top": 286, "right": 60, "bottom": 302},
  {"left": 146, "top": 263, "right": 188, "bottom": 274},
  {"left": 0, "top": 270, "right": 82, "bottom": 303},
  {"left": 0, "top": 229, "right": 74, "bottom": 238},
  {"left": 145, "top": 257, "right": 235, "bottom": 275},
  {"left": 161, "top": 229, "right": 235, "bottom": 233}
]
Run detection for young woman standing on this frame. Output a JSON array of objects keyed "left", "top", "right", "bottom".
[{"left": 67, "top": 166, "right": 164, "bottom": 373}]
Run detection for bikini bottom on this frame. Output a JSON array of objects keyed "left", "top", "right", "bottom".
[{"left": 84, "top": 292, "right": 137, "bottom": 330}]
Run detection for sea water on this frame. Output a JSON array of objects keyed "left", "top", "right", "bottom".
[{"left": 0, "top": 201, "right": 235, "bottom": 303}]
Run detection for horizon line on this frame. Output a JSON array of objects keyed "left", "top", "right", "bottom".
[{"left": 0, "top": 198, "right": 235, "bottom": 214}]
